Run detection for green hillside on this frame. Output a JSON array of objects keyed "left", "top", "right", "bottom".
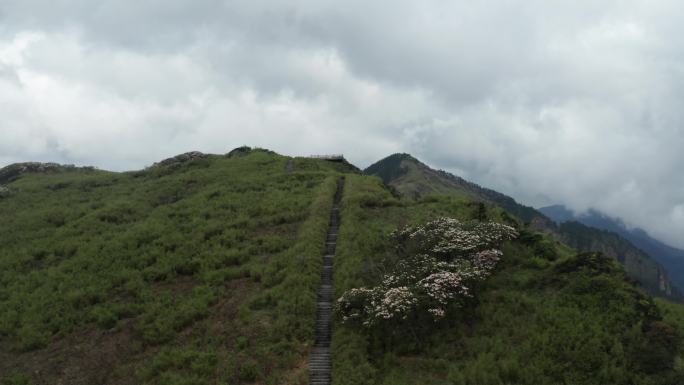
[
  {"left": 0, "top": 149, "right": 352, "bottom": 384},
  {"left": 1, "top": 149, "right": 683, "bottom": 385},
  {"left": 363, "top": 153, "right": 542, "bottom": 223},
  {"left": 364, "top": 153, "right": 680, "bottom": 301},
  {"left": 332, "top": 175, "right": 683, "bottom": 385}
]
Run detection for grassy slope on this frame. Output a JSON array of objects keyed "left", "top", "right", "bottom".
[
  {"left": 364, "top": 154, "right": 679, "bottom": 301},
  {"left": 3, "top": 151, "right": 684, "bottom": 385},
  {"left": 0, "top": 150, "right": 346, "bottom": 385},
  {"left": 333, "top": 174, "right": 684, "bottom": 385},
  {"left": 365, "top": 154, "right": 541, "bottom": 223}
]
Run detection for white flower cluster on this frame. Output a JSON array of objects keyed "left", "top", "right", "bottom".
[
  {"left": 372, "top": 286, "right": 418, "bottom": 321},
  {"left": 419, "top": 271, "right": 470, "bottom": 304},
  {"left": 394, "top": 217, "right": 518, "bottom": 257},
  {"left": 337, "top": 218, "right": 518, "bottom": 326},
  {"left": 472, "top": 249, "right": 503, "bottom": 276},
  {"left": 337, "top": 285, "right": 419, "bottom": 327}
]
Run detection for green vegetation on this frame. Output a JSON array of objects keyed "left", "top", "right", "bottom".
[
  {"left": 2, "top": 149, "right": 684, "bottom": 385},
  {"left": 363, "top": 153, "right": 541, "bottom": 222},
  {"left": 332, "top": 174, "right": 684, "bottom": 385},
  {"left": 0, "top": 149, "right": 350, "bottom": 384},
  {"left": 558, "top": 221, "right": 677, "bottom": 297},
  {"left": 365, "top": 153, "right": 681, "bottom": 301}
]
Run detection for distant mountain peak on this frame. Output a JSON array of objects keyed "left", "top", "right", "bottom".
[
  {"left": 540, "top": 204, "right": 684, "bottom": 293},
  {"left": 364, "top": 153, "right": 418, "bottom": 186},
  {"left": 366, "top": 154, "right": 682, "bottom": 300},
  {"left": 364, "top": 153, "right": 546, "bottom": 225}
]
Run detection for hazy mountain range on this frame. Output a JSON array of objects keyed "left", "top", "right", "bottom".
[
  {"left": 365, "top": 153, "right": 681, "bottom": 300},
  {"left": 539, "top": 205, "right": 684, "bottom": 294}
]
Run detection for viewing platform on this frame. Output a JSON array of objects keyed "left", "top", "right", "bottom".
[{"left": 308, "top": 154, "right": 345, "bottom": 162}]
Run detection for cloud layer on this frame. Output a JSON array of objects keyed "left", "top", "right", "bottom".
[{"left": 1, "top": 1, "right": 684, "bottom": 248}]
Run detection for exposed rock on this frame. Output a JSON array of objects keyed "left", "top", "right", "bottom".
[
  {"left": 0, "top": 185, "right": 9, "bottom": 198},
  {"left": 0, "top": 162, "right": 92, "bottom": 184},
  {"left": 226, "top": 146, "right": 253, "bottom": 158},
  {"left": 150, "top": 151, "right": 208, "bottom": 168},
  {"left": 226, "top": 146, "right": 278, "bottom": 158}
]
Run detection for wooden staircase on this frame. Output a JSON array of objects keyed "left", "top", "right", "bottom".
[{"left": 309, "top": 178, "right": 344, "bottom": 385}]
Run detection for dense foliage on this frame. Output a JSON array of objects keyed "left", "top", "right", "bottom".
[
  {"left": 2, "top": 150, "right": 684, "bottom": 385},
  {"left": 0, "top": 149, "right": 348, "bottom": 384},
  {"left": 336, "top": 218, "right": 517, "bottom": 326},
  {"left": 332, "top": 174, "right": 684, "bottom": 385},
  {"left": 365, "top": 153, "right": 680, "bottom": 301},
  {"left": 557, "top": 220, "right": 677, "bottom": 298}
]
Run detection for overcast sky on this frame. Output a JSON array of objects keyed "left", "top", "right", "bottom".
[{"left": 1, "top": 1, "right": 684, "bottom": 248}]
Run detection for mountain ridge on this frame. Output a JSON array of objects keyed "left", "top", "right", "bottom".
[
  {"left": 2, "top": 148, "right": 684, "bottom": 384},
  {"left": 540, "top": 204, "right": 684, "bottom": 293},
  {"left": 364, "top": 153, "right": 681, "bottom": 300}
]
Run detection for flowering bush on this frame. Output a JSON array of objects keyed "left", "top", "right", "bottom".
[
  {"left": 336, "top": 218, "right": 517, "bottom": 327},
  {"left": 392, "top": 217, "right": 518, "bottom": 259}
]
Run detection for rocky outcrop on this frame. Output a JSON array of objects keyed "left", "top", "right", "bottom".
[
  {"left": 149, "top": 152, "right": 208, "bottom": 169},
  {"left": 226, "top": 146, "right": 279, "bottom": 158},
  {"left": 226, "top": 146, "right": 253, "bottom": 158},
  {"left": 0, "top": 162, "right": 92, "bottom": 184}
]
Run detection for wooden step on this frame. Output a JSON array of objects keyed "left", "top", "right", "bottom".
[{"left": 309, "top": 178, "right": 343, "bottom": 385}]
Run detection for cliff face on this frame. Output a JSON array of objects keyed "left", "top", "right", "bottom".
[
  {"left": 365, "top": 153, "right": 681, "bottom": 301},
  {"left": 558, "top": 221, "right": 676, "bottom": 297},
  {"left": 540, "top": 204, "right": 684, "bottom": 295}
]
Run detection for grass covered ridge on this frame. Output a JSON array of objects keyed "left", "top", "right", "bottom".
[
  {"left": 0, "top": 149, "right": 347, "bottom": 384},
  {"left": 2, "top": 149, "right": 684, "bottom": 385},
  {"left": 332, "top": 174, "right": 684, "bottom": 385}
]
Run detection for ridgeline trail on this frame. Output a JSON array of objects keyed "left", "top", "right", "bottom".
[{"left": 309, "top": 178, "right": 344, "bottom": 385}]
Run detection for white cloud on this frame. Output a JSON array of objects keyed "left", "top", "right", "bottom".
[
  {"left": 1, "top": 1, "right": 684, "bottom": 249},
  {"left": 0, "top": 29, "right": 428, "bottom": 169}
]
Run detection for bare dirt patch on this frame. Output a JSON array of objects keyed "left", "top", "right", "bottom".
[{"left": 0, "top": 319, "right": 139, "bottom": 385}]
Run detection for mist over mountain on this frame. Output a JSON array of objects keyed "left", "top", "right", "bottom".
[
  {"left": 365, "top": 153, "right": 681, "bottom": 300},
  {"left": 540, "top": 204, "right": 684, "bottom": 294},
  {"left": 4, "top": 0, "right": 684, "bottom": 382},
  {"left": 3, "top": 1, "right": 684, "bottom": 253}
]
